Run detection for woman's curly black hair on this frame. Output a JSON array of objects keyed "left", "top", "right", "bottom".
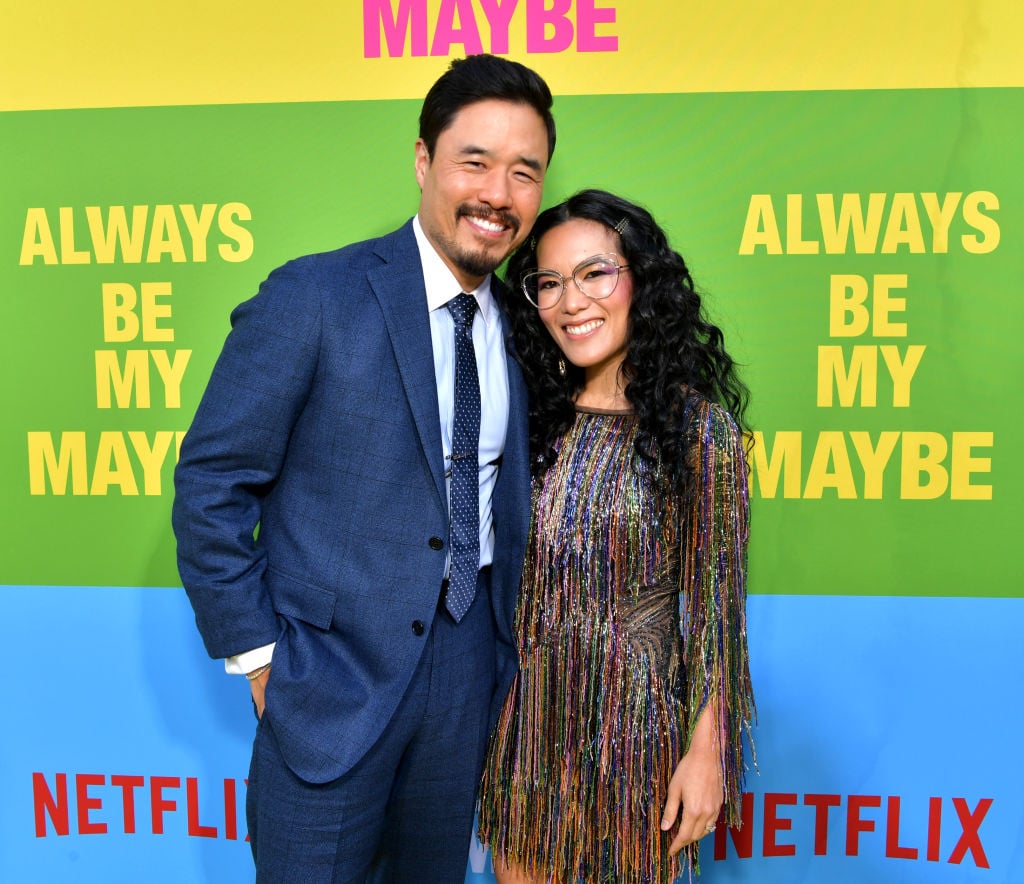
[{"left": 503, "top": 188, "right": 749, "bottom": 490}]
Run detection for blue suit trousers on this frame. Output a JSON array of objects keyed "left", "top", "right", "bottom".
[{"left": 247, "top": 571, "right": 496, "bottom": 883}]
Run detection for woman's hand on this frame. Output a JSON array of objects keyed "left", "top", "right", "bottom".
[{"left": 660, "top": 703, "right": 724, "bottom": 854}]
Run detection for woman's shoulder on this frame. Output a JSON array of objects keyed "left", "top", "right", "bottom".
[
  {"left": 677, "top": 394, "right": 749, "bottom": 485},
  {"left": 680, "top": 392, "right": 743, "bottom": 443}
]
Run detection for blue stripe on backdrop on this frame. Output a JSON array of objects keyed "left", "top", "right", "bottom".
[{"left": 3, "top": 587, "right": 1021, "bottom": 883}]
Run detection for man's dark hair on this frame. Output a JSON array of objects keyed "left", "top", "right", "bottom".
[{"left": 419, "top": 54, "right": 556, "bottom": 162}]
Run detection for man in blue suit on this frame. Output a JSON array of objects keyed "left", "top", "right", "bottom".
[{"left": 172, "top": 55, "right": 555, "bottom": 882}]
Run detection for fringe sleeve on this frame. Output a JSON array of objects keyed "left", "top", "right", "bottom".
[{"left": 679, "top": 397, "right": 756, "bottom": 825}]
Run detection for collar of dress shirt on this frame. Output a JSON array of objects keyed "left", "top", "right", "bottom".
[{"left": 412, "top": 215, "right": 495, "bottom": 324}]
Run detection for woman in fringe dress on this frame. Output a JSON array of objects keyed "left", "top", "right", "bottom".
[{"left": 477, "top": 189, "right": 756, "bottom": 883}]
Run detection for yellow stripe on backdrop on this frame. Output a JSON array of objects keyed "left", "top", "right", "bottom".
[{"left": 2, "top": 0, "right": 1023, "bottom": 111}]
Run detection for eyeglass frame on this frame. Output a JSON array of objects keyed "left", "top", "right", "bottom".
[{"left": 520, "top": 253, "right": 630, "bottom": 310}]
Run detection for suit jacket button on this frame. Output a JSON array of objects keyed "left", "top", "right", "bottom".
[
  {"left": 411, "top": 620, "right": 425, "bottom": 636},
  {"left": 428, "top": 536, "right": 444, "bottom": 550}
]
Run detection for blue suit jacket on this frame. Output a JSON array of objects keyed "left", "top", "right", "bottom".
[{"left": 172, "top": 221, "right": 531, "bottom": 783}]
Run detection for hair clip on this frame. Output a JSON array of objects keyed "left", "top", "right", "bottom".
[{"left": 613, "top": 217, "right": 629, "bottom": 235}]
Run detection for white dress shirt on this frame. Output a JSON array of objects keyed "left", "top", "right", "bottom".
[{"left": 414, "top": 215, "right": 510, "bottom": 573}]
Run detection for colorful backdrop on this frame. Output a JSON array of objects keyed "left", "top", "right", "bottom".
[{"left": 2, "top": 2, "right": 1022, "bottom": 881}]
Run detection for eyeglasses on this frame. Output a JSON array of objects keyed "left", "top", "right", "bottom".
[{"left": 521, "top": 253, "right": 629, "bottom": 310}]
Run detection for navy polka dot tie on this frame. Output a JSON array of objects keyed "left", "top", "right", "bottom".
[{"left": 446, "top": 293, "right": 481, "bottom": 621}]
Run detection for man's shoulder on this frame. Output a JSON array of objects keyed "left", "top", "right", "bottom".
[
  {"left": 231, "top": 221, "right": 418, "bottom": 319},
  {"left": 279, "top": 220, "right": 415, "bottom": 278}
]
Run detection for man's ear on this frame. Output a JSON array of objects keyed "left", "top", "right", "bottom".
[{"left": 414, "top": 138, "right": 431, "bottom": 189}]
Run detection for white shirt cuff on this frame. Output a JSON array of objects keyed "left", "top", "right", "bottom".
[{"left": 225, "top": 643, "right": 276, "bottom": 675}]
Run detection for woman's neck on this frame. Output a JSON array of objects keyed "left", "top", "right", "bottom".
[{"left": 575, "top": 364, "right": 631, "bottom": 411}]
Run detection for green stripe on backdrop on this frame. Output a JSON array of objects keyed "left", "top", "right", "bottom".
[{"left": 2, "top": 88, "right": 1020, "bottom": 595}]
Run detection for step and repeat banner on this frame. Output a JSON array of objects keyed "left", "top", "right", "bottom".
[{"left": 2, "top": 2, "right": 1022, "bottom": 881}]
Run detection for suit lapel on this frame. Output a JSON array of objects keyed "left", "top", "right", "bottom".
[{"left": 368, "top": 224, "right": 447, "bottom": 510}]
